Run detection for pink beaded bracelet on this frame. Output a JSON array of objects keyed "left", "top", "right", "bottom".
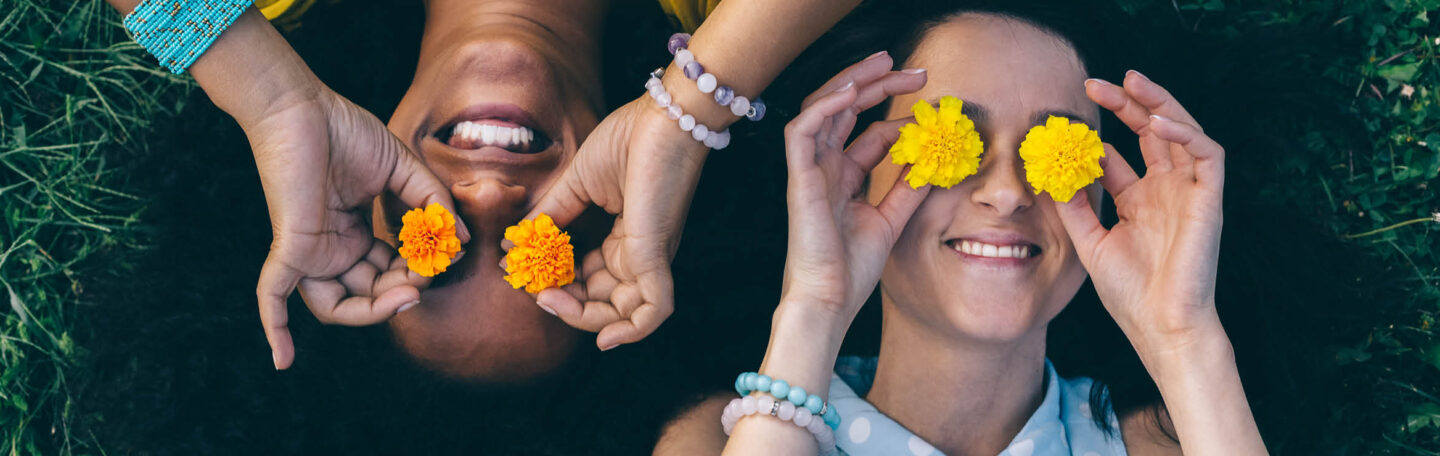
[
  {"left": 721, "top": 394, "right": 838, "bottom": 455},
  {"left": 645, "top": 68, "right": 731, "bottom": 150}
]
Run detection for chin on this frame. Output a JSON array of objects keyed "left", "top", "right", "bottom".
[{"left": 945, "top": 297, "right": 1048, "bottom": 342}]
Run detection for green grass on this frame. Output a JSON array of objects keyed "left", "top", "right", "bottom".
[
  {"left": 0, "top": 0, "right": 190, "bottom": 454},
  {"left": 0, "top": 0, "right": 1436, "bottom": 454}
]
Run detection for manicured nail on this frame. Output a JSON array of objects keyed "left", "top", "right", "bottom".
[
  {"left": 600, "top": 343, "right": 619, "bottom": 352},
  {"left": 537, "top": 300, "right": 557, "bottom": 316},
  {"left": 901, "top": 68, "right": 927, "bottom": 74},
  {"left": 1127, "top": 69, "right": 1150, "bottom": 82},
  {"left": 396, "top": 300, "right": 420, "bottom": 314},
  {"left": 835, "top": 81, "right": 855, "bottom": 93},
  {"left": 1084, "top": 78, "right": 1111, "bottom": 87},
  {"left": 865, "top": 50, "right": 889, "bottom": 61}
]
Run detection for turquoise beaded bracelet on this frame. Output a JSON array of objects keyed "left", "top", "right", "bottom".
[
  {"left": 123, "top": 0, "right": 251, "bottom": 74},
  {"left": 735, "top": 372, "right": 841, "bottom": 430}
]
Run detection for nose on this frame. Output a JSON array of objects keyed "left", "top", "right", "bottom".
[{"left": 969, "top": 148, "right": 1034, "bottom": 217}]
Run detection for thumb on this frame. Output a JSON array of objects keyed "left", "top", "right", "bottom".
[
  {"left": 522, "top": 156, "right": 593, "bottom": 229},
  {"left": 1053, "top": 189, "right": 1107, "bottom": 267},
  {"left": 386, "top": 138, "right": 471, "bottom": 244}
]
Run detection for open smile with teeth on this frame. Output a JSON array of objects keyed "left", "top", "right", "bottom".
[
  {"left": 440, "top": 120, "right": 552, "bottom": 154},
  {"left": 950, "top": 240, "right": 1040, "bottom": 259}
]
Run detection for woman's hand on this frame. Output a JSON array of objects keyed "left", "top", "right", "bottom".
[
  {"left": 244, "top": 84, "right": 469, "bottom": 370},
  {"left": 777, "top": 54, "right": 929, "bottom": 331},
  {"left": 722, "top": 53, "right": 928, "bottom": 456},
  {"left": 1058, "top": 71, "right": 1266, "bottom": 454},
  {"left": 518, "top": 97, "right": 707, "bottom": 351},
  {"left": 1057, "top": 70, "right": 1226, "bottom": 353}
]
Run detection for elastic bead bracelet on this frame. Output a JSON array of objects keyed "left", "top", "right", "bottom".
[
  {"left": 645, "top": 68, "right": 731, "bottom": 150},
  {"left": 721, "top": 394, "right": 838, "bottom": 455},
  {"left": 666, "top": 33, "right": 767, "bottom": 122},
  {"left": 123, "top": 0, "right": 250, "bottom": 74},
  {"left": 735, "top": 372, "right": 841, "bottom": 430}
]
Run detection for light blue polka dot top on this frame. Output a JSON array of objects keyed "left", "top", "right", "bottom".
[{"left": 830, "top": 356, "right": 1129, "bottom": 456}]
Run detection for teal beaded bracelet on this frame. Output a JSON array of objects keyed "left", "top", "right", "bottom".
[
  {"left": 735, "top": 372, "right": 840, "bottom": 430},
  {"left": 123, "top": 0, "right": 251, "bottom": 74}
]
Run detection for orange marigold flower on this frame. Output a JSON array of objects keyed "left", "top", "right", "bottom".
[
  {"left": 503, "top": 214, "right": 576, "bottom": 293},
  {"left": 398, "top": 202, "right": 462, "bottom": 277}
]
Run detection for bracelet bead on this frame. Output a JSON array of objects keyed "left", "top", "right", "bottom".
[
  {"left": 769, "top": 379, "right": 790, "bottom": 399},
  {"left": 729, "top": 96, "right": 751, "bottom": 117}
]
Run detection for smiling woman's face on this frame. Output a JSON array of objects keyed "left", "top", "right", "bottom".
[
  {"left": 376, "top": 6, "right": 603, "bottom": 382},
  {"left": 868, "top": 13, "right": 1102, "bottom": 343}
]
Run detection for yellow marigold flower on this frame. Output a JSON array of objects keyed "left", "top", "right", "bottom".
[
  {"left": 889, "top": 96, "right": 985, "bottom": 189},
  {"left": 503, "top": 214, "right": 576, "bottom": 293},
  {"left": 1019, "top": 116, "right": 1105, "bottom": 203},
  {"left": 398, "top": 202, "right": 463, "bottom": 277}
]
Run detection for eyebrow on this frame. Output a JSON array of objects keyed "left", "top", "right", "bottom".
[{"left": 931, "top": 98, "right": 1093, "bottom": 129}]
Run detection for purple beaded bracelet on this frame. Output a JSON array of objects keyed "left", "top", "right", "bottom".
[
  {"left": 666, "top": 33, "right": 767, "bottom": 122},
  {"left": 645, "top": 68, "right": 731, "bottom": 150},
  {"left": 721, "top": 394, "right": 838, "bottom": 455}
]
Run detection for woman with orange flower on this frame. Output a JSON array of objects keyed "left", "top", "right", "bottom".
[{"left": 657, "top": 1, "right": 1265, "bottom": 455}]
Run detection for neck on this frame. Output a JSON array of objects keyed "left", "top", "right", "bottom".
[
  {"left": 865, "top": 297, "right": 1049, "bottom": 456},
  {"left": 422, "top": 0, "right": 606, "bottom": 110}
]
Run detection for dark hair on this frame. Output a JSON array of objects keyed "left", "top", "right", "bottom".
[{"left": 772, "top": 0, "right": 1368, "bottom": 450}]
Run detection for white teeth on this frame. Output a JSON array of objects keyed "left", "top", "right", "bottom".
[
  {"left": 455, "top": 121, "right": 534, "bottom": 149},
  {"left": 952, "top": 240, "right": 1034, "bottom": 259}
]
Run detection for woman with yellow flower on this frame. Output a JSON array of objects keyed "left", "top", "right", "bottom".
[{"left": 658, "top": 1, "right": 1263, "bottom": 455}]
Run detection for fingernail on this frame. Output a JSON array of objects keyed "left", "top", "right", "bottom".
[
  {"left": 498, "top": 259, "right": 507, "bottom": 270},
  {"left": 1150, "top": 114, "right": 1171, "bottom": 122},
  {"left": 835, "top": 81, "right": 855, "bottom": 93},
  {"left": 537, "top": 299, "right": 557, "bottom": 316},
  {"left": 864, "top": 50, "right": 888, "bottom": 61},
  {"left": 901, "top": 68, "right": 926, "bottom": 74},
  {"left": 1084, "top": 78, "right": 1111, "bottom": 87},
  {"left": 600, "top": 343, "right": 619, "bottom": 352},
  {"left": 396, "top": 300, "right": 420, "bottom": 314},
  {"left": 1127, "top": 69, "right": 1150, "bottom": 82},
  {"left": 272, "top": 352, "right": 280, "bottom": 370}
]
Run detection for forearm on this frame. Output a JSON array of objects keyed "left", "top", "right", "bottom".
[
  {"left": 723, "top": 303, "right": 846, "bottom": 455},
  {"left": 1139, "top": 321, "right": 1267, "bottom": 455},
  {"left": 107, "top": 1, "right": 321, "bottom": 130},
  {"left": 664, "top": 0, "right": 862, "bottom": 128}
]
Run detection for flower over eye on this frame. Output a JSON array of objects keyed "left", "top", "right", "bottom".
[
  {"left": 502, "top": 214, "right": 576, "bottom": 293},
  {"left": 1019, "top": 116, "right": 1105, "bottom": 203},
  {"left": 889, "top": 96, "right": 985, "bottom": 189},
  {"left": 398, "top": 202, "right": 463, "bottom": 277}
]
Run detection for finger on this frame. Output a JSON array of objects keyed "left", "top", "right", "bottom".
[
  {"left": 845, "top": 118, "right": 912, "bottom": 172},
  {"left": 851, "top": 69, "right": 928, "bottom": 114},
  {"left": 1054, "top": 190, "right": 1107, "bottom": 267},
  {"left": 1123, "top": 70, "right": 1200, "bottom": 127},
  {"left": 1149, "top": 115, "right": 1225, "bottom": 187},
  {"left": 611, "top": 282, "right": 644, "bottom": 317},
  {"left": 874, "top": 165, "right": 933, "bottom": 245},
  {"left": 387, "top": 138, "right": 471, "bottom": 244},
  {"left": 1096, "top": 143, "right": 1140, "bottom": 197},
  {"left": 785, "top": 82, "right": 859, "bottom": 169},
  {"left": 521, "top": 161, "right": 593, "bottom": 229},
  {"left": 802, "top": 51, "right": 894, "bottom": 109},
  {"left": 256, "top": 249, "right": 299, "bottom": 370},
  {"left": 595, "top": 300, "right": 673, "bottom": 351},
  {"left": 1085, "top": 78, "right": 1154, "bottom": 135},
  {"left": 825, "top": 70, "right": 927, "bottom": 149},
  {"left": 298, "top": 277, "right": 418, "bottom": 325}
]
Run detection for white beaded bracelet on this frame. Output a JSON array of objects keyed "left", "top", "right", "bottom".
[
  {"left": 644, "top": 68, "right": 732, "bottom": 150},
  {"left": 721, "top": 394, "right": 838, "bottom": 455}
]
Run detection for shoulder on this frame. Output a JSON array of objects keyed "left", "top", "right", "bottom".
[
  {"left": 653, "top": 392, "right": 736, "bottom": 456},
  {"left": 1119, "top": 404, "right": 1182, "bottom": 456}
]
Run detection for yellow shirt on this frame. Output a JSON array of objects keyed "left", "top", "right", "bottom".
[{"left": 658, "top": 0, "right": 719, "bottom": 33}]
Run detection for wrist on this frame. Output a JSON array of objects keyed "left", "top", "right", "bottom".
[
  {"left": 1133, "top": 317, "right": 1235, "bottom": 388},
  {"left": 756, "top": 300, "right": 850, "bottom": 399},
  {"left": 186, "top": 8, "right": 324, "bottom": 131}
]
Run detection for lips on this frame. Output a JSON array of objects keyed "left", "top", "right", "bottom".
[
  {"left": 944, "top": 231, "right": 1043, "bottom": 264},
  {"left": 433, "top": 103, "right": 554, "bottom": 154}
]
